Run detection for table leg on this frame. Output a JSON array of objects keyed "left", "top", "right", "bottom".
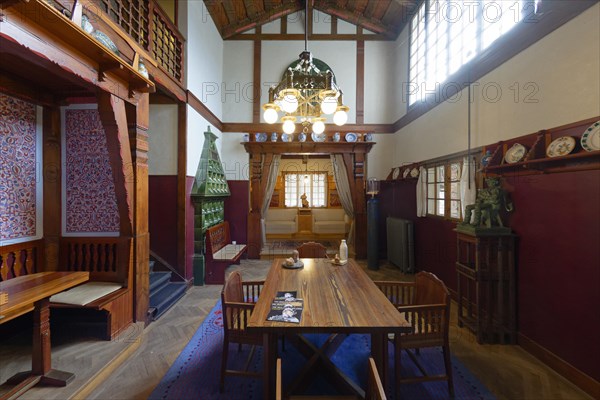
[
  {"left": 262, "top": 333, "right": 275, "bottom": 400},
  {"left": 371, "top": 333, "right": 387, "bottom": 388},
  {"left": 3, "top": 298, "right": 74, "bottom": 400}
]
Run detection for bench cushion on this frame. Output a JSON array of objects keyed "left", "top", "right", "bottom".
[
  {"left": 213, "top": 244, "right": 247, "bottom": 260},
  {"left": 50, "top": 282, "right": 123, "bottom": 306}
]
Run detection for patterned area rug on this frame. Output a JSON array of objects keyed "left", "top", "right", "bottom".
[
  {"left": 261, "top": 240, "right": 339, "bottom": 256},
  {"left": 149, "top": 301, "right": 496, "bottom": 400}
]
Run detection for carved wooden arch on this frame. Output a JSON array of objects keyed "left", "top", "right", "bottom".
[{"left": 243, "top": 142, "right": 374, "bottom": 259}]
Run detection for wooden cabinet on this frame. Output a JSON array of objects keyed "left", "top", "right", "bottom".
[
  {"left": 297, "top": 209, "right": 312, "bottom": 233},
  {"left": 455, "top": 230, "right": 516, "bottom": 344},
  {"left": 483, "top": 116, "right": 599, "bottom": 177}
]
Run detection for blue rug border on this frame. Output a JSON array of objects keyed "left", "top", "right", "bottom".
[{"left": 149, "top": 300, "right": 496, "bottom": 400}]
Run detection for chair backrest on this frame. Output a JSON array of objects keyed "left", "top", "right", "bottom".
[
  {"left": 414, "top": 271, "right": 449, "bottom": 306},
  {"left": 366, "top": 357, "right": 387, "bottom": 400},
  {"left": 222, "top": 271, "right": 244, "bottom": 303},
  {"left": 297, "top": 242, "right": 328, "bottom": 258}
]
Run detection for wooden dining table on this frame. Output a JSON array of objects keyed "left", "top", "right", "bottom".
[
  {"left": 0, "top": 271, "right": 89, "bottom": 400},
  {"left": 247, "top": 258, "right": 411, "bottom": 399}
]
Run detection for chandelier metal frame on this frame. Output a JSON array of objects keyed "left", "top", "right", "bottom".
[{"left": 262, "top": 1, "right": 349, "bottom": 135}]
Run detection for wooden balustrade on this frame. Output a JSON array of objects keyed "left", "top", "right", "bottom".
[
  {"left": 41, "top": 0, "right": 184, "bottom": 86},
  {"left": 0, "top": 240, "right": 44, "bottom": 282}
]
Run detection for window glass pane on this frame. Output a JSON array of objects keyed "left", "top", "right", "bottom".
[
  {"left": 450, "top": 163, "right": 461, "bottom": 180},
  {"left": 284, "top": 174, "right": 298, "bottom": 207},
  {"left": 437, "top": 183, "right": 445, "bottom": 198},
  {"left": 428, "top": 199, "right": 435, "bottom": 214},
  {"left": 450, "top": 182, "right": 460, "bottom": 200},
  {"left": 427, "top": 183, "right": 435, "bottom": 199},
  {"left": 427, "top": 167, "right": 435, "bottom": 182},
  {"left": 436, "top": 199, "right": 445, "bottom": 216},
  {"left": 450, "top": 200, "right": 461, "bottom": 219},
  {"left": 437, "top": 166, "right": 445, "bottom": 181}
]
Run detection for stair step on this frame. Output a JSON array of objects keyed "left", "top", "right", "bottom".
[
  {"left": 149, "top": 282, "right": 187, "bottom": 320},
  {"left": 149, "top": 271, "right": 171, "bottom": 292}
]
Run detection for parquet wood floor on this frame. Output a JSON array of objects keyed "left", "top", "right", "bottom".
[{"left": 0, "top": 259, "right": 592, "bottom": 399}]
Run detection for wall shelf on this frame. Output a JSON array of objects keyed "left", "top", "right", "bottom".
[
  {"left": 483, "top": 117, "right": 600, "bottom": 176},
  {"left": 9, "top": 0, "right": 155, "bottom": 96}
]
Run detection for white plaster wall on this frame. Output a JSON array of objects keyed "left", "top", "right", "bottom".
[
  {"left": 393, "top": 26, "right": 409, "bottom": 122},
  {"left": 367, "top": 134, "right": 396, "bottom": 180},
  {"left": 337, "top": 19, "right": 356, "bottom": 34},
  {"left": 148, "top": 104, "right": 178, "bottom": 175},
  {"left": 364, "top": 41, "right": 396, "bottom": 123},
  {"left": 262, "top": 18, "right": 281, "bottom": 34},
  {"left": 221, "top": 133, "right": 250, "bottom": 181},
  {"left": 187, "top": 106, "right": 223, "bottom": 177},
  {"left": 183, "top": 1, "right": 223, "bottom": 119},
  {"left": 313, "top": 10, "right": 332, "bottom": 34},
  {"left": 393, "top": 3, "right": 600, "bottom": 164},
  {"left": 222, "top": 41, "right": 254, "bottom": 122},
  {"left": 287, "top": 11, "right": 304, "bottom": 34}
]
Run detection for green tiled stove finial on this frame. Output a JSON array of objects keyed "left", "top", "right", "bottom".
[{"left": 191, "top": 126, "right": 230, "bottom": 197}]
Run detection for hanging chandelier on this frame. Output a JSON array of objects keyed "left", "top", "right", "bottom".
[{"left": 261, "top": 2, "right": 349, "bottom": 135}]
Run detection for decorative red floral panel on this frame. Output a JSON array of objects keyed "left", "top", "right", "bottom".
[
  {"left": 65, "top": 108, "right": 119, "bottom": 233},
  {"left": 0, "top": 93, "right": 37, "bottom": 241}
]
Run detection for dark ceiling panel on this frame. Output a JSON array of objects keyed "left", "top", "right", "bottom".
[{"left": 204, "top": 0, "right": 419, "bottom": 39}]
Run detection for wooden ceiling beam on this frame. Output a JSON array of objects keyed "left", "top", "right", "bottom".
[
  {"left": 314, "top": 3, "right": 395, "bottom": 38},
  {"left": 221, "top": 1, "right": 303, "bottom": 39}
]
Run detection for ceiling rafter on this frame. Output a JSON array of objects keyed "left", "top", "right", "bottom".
[
  {"left": 204, "top": 0, "right": 419, "bottom": 40},
  {"left": 222, "top": 1, "right": 303, "bottom": 39}
]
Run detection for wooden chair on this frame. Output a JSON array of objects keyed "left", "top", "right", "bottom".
[
  {"left": 220, "top": 271, "right": 265, "bottom": 392},
  {"left": 374, "top": 272, "right": 454, "bottom": 399},
  {"left": 276, "top": 357, "right": 386, "bottom": 400},
  {"left": 297, "top": 242, "right": 328, "bottom": 258}
]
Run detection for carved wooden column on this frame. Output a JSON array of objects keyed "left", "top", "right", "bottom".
[
  {"left": 247, "top": 152, "right": 265, "bottom": 258},
  {"left": 342, "top": 152, "right": 367, "bottom": 259},
  {"left": 126, "top": 94, "right": 150, "bottom": 323},
  {"left": 43, "top": 106, "right": 61, "bottom": 271}
]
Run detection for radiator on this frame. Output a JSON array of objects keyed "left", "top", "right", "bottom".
[{"left": 386, "top": 217, "right": 415, "bottom": 273}]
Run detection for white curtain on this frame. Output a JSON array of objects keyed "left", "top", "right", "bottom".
[
  {"left": 260, "top": 155, "right": 281, "bottom": 246},
  {"left": 330, "top": 154, "right": 355, "bottom": 244},
  {"left": 416, "top": 166, "right": 427, "bottom": 217},
  {"left": 460, "top": 156, "right": 477, "bottom": 223}
]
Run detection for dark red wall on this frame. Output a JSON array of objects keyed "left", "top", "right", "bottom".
[
  {"left": 378, "top": 171, "right": 600, "bottom": 381},
  {"left": 149, "top": 175, "right": 178, "bottom": 269},
  {"left": 224, "top": 180, "right": 249, "bottom": 244}
]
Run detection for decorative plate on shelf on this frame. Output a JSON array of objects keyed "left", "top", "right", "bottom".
[
  {"left": 281, "top": 133, "right": 293, "bottom": 142},
  {"left": 402, "top": 168, "right": 410, "bottom": 179},
  {"left": 546, "top": 136, "right": 576, "bottom": 158},
  {"left": 580, "top": 121, "right": 600, "bottom": 152},
  {"left": 92, "top": 30, "right": 119, "bottom": 55},
  {"left": 311, "top": 132, "right": 326, "bottom": 142},
  {"left": 410, "top": 168, "right": 420, "bottom": 178},
  {"left": 255, "top": 133, "right": 267, "bottom": 142},
  {"left": 81, "top": 14, "right": 94, "bottom": 34},
  {"left": 298, "top": 132, "right": 307, "bottom": 142},
  {"left": 345, "top": 133, "right": 357, "bottom": 143},
  {"left": 504, "top": 143, "right": 527, "bottom": 164},
  {"left": 392, "top": 167, "right": 400, "bottom": 179}
]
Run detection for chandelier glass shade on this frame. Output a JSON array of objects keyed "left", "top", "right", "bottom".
[{"left": 262, "top": 50, "right": 350, "bottom": 134}]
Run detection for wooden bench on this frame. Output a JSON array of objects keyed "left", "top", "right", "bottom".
[
  {"left": 0, "top": 237, "right": 133, "bottom": 340},
  {"left": 205, "top": 222, "right": 247, "bottom": 284}
]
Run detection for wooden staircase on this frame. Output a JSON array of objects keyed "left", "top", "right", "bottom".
[{"left": 148, "top": 261, "right": 187, "bottom": 320}]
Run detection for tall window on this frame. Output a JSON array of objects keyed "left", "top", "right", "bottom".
[
  {"left": 284, "top": 172, "right": 327, "bottom": 208},
  {"left": 409, "top": 1, "right": 524, "bottom": 105},
  {"left": 426, "top": 161, "right": 462, "bottom": 219}
]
